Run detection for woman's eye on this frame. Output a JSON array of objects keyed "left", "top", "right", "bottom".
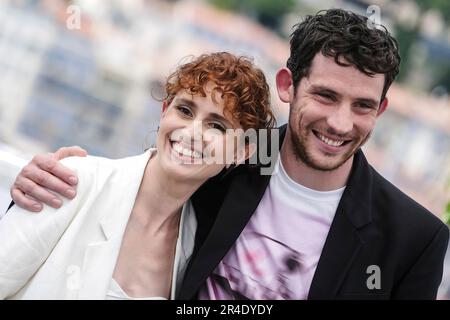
[
  {"left": 177, "top": 105, "right": 192, "bottom": 117},
  {"left": 209, "top": 122, "right": 226, "bottom": 132}
]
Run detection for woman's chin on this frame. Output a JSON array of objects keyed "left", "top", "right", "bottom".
[
  {"left": 156, "top": 140, "right": 224, "bottom": 182},
  {"left": 160, "top": 153, "right": 209, "bottom": 182},
  {"left": 162, "top": 162, "right": 215, "bottom": 183}
]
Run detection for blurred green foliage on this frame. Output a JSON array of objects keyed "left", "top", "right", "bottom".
[
  {"left": 393, "top": 0, "right": 450, "bottom": 91},
  {"left": 443, "top": 175, "right": 450, "bottom": 226},
  {"left": 394, "top": 23, "right": 420, "bottom": 83},
  {"left": 444, "top": 201, "right": 450, "bottom": 226},
  {"left": 208, "top": 0, "right": 296, "bottom": 32},
  {"left": 416, "top": 0, "right": 450, "bottom": 23}
]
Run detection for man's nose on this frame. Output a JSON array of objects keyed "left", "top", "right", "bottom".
[{"left": 326, "top": 104, "right": 353, "bottom": 135}]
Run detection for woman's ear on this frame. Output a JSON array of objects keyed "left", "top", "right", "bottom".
[
  {"left": 276, "top": 68, "right": 295, "bottom": 103},
  {"left": 161, "top": 100, "right": 169, "bottom": 119}
]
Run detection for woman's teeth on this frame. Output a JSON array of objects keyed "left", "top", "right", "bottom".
[
  {"left": 316, "top": 132, "right": 345, "bottom": 147},
  {"left": 172, "top": 141, "right": 202, "bottom": 158}
]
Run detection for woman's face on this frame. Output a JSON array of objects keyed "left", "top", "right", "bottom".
[{"left": 156, "top": 83, "right": 245, "bottom": 183}]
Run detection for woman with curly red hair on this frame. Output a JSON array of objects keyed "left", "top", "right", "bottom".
[{"left": 0, "top": 52, "right": 275, "bottom": 300}]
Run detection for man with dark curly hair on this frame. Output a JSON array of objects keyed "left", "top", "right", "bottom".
[
  {"left": 183, "top": 9, "right": 448, "bottom": 300},
  {"left": 8, "top": 9, "right": 449, "bottom": 300}
]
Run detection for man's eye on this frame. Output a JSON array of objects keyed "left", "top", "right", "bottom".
[
  {"left": 177, "top": 105, "right": 192, "bottom": 116},
  {"left": 316, "top": 93, "right": 334, "bottom": 101},
  {"left": 356, "top": 103, "right": 374, "bottom": 110}
]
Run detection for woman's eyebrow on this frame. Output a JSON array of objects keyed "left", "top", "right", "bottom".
[
  {"left": 174, "top": 98, "right": 234, "bottom": 127},
  {"left": 207, "top": 113, "right": 233, "bottom": 128},
  {"left": 174, "top": 98, "right": 197, "bottom": 108}
]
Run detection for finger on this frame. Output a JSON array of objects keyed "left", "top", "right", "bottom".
[
  {"left": 10, "top": 188, "right": 43, "bottom": 212},
  {"left": 31, "top": 154, "right": 79, "bottom": 186},
  {"left": 14, "top": 176, "right": 63, "bottom": 209},
  {"left": 55, "top": 146, "right": 87, "bottom": 160},
  {"left": 21, "top": 165, "right": 77, "bottom": 199}
]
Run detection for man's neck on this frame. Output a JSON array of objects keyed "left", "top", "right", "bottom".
[{"left": 279, "top": 132, "right": 353, "bottom": 192}]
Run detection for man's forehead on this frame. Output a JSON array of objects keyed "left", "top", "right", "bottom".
[
  {"left": 306, "top": 54, "right": 385, "bottom": 99},
  {"left": 309, "top": 54, "right": 382, "bottom": 78}
]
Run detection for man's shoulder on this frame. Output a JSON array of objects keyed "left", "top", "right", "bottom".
[{"left": 369, "top": 165, "right": 446, "bottom": 234}]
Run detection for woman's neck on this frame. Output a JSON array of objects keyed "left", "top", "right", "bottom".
[{"left": 131, "top": 153, "right": 203, "bottom": 234}]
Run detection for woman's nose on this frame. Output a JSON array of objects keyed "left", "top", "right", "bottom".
[{"left": 180, "top": 120, "right": 203, "bottom": 148}]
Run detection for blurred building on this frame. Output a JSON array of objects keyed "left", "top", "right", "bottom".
[
  {"left": 365, "top": 84, "right": 450, "bottom": 217},
  {"left": 0, "top": 142, "right": 30, "bottom": 214},
  {"left": 0, "top": 0, "right": 449, "bottom": 215},
  {"left": 0, "top": 0, "right": 289, "bottom": 159},
  {"left": 0, "top": 0, "right": 449, "bottom": 298}
]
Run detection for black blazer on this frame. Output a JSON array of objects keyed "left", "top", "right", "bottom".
[{"left": 178, "top": 124, "right": 449, "bottom": 300}]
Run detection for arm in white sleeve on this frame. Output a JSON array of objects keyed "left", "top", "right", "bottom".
[{"left": 0, "top": 156, "right": 92, "bottom": 299}]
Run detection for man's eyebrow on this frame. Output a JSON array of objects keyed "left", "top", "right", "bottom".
[
  {"left": 310, "top": 85, "right": 379, "bottom": 106},
  {"left": 173, "top": 98, "right": 233, "bottom": 127},
  {"left": 309, "top": 85, "right": 340, "bottom": 97}
]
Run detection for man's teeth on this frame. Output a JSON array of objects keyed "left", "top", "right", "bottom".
[
  {"left": 317, "top": 133, "right": 345, "bottom": 147},
  {"left": 172, "top": 141, "right": 202, "bottom": 158}
]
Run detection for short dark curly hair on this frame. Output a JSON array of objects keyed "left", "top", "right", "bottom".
[{"left": 287, "top": 9, "right": 401, "bottom": 101}]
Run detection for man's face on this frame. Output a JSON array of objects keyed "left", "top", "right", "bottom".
[{"left": 286, "top": 54, "right": 387, "bottom": 171}]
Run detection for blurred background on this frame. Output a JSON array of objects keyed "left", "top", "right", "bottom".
[{"left": 0, "top": 0, "right": 449, "bottom": 298}]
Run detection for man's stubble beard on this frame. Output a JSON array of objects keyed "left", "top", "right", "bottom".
[{"left": 287, "top": 112, "right": 372, "bottom": 172}]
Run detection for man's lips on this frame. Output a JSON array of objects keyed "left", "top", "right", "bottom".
[{"left": 312, "top": 130, "right": 352, "bottom": 148}]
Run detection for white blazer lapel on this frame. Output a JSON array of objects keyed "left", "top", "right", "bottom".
[
  {"left": 77, "top": 150, "right": 154, "bottom": 299},
  {"left": 172, "top": 200, "right": 198, "bottom": 299}
]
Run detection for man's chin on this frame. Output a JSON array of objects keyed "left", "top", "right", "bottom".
[{"left": 300, "top": 150, "right": 355, "bottom": 171}]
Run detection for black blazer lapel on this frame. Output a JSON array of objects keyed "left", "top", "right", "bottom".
[
  {"left": 178, "top": 167, "right": 272, "bottom": 299},
  {"left": 307, "top": 207, "right": 364, "bottom": 299},
  {"left": 308, "top": 150, "right": 373, "bottom": 299},
  {"left": 179, "top": 126, "right": 287, "bottom": 299}
]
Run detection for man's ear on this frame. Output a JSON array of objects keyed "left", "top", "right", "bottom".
[
  {"left": 276, "top": 68, "right": 295, "bottom": 103},
  {"left": 377, "top": 97, "right": 388, "bottom": 117},
  {"left": 235, "top": 142, "right": 257, "bottom": 166}
]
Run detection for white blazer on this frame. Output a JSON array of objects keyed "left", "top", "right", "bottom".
[{"left": 0, "top": 150, "right": 197, "bottom": 299}]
